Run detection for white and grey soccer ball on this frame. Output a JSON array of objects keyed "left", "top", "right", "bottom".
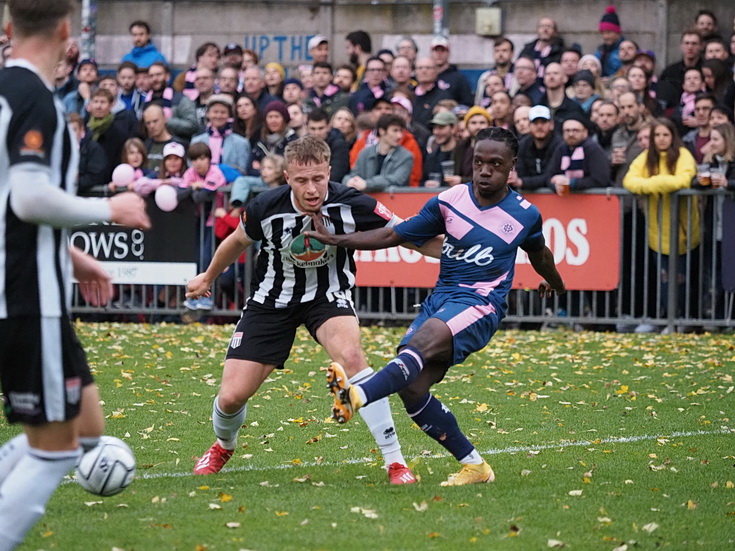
[{"left": 75, "top": 436, "right": 136, "bottom": 497}]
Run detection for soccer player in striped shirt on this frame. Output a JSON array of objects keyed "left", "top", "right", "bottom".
[
  {"left": 307, "top": 127, "right": 566, "bottom": 486},
  {"left": 187, "top": 136, "right": 440, "bottom": 484}
]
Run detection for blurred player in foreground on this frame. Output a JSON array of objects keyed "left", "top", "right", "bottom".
[
  {"left": 0, "top": 1, "right": 150, "bottom": 548},
  {"left": 306, "top": 127, "right": 566, "bottom": 486}
]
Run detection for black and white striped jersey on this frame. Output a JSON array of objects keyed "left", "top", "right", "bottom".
[
  {"left": 242, "top": 182, "right": 397, "bottom": 308},
  {"left": 0, "top": 60, "right": 78, "bottom": 319}
]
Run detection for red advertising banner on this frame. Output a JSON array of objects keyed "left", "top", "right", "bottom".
[{"left": 355, "top": 191, "right": 620, "bottom": 291}]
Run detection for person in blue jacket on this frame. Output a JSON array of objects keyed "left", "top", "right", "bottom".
[{"left": 121, "top": 20, "right": 167, "bottom": 69}]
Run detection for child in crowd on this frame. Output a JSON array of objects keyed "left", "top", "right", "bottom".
[
  {"left": 229, "top": 153, "right": 286, "bottom": 206},
  {"left": 180, "top": 142, "right": 227, "bottom": 310},
  {"left": 109, "top": 138, "right": 149, "bottom": 193},
  {"left": 133, "top": 141, "right": 187, "bottom": 197}
]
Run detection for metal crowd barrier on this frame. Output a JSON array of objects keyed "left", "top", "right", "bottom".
[{"left": 72, "top": 187, "right": 734, "bottom": 332}]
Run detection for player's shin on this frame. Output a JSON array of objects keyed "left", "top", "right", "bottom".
[
  {"left": 359, "top": 347, "right": 424, "bottom": 404},
  {"left": 350, "top": 369, "right": 407, "bottom": 467},
  {"left": 405, "top": 393, "right": 476, "bottom": 461},
  {"left": 212, "top": 397, "right": 247, "bottom": 450},
  {"left": 0, "top": 447, "right": 82, "bottom": 551}
]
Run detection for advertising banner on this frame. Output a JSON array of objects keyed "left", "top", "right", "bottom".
[
  {"left": 69, "top": 198, "right": 198, "bottom": 285},
  {"left": 355, "top": 191, "right": 621, "bottom": 291}
]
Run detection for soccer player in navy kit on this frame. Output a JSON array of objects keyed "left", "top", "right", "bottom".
[
  {"left": 0, "top": 1, "right": 150, "bottom": 548},
  {"left": 307, "top": 127, "right": 566, "bottom": 486}
]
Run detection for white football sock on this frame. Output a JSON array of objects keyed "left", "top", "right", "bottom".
[
  {"left": 459, "top": 448, "right": 483, "bottom": 465},
  {"left": 212, "top": 397, "right": 247, "bottom": 451},
  {"left": 0, "top": 447, "right": 81, "bottom": 551},
  {"left": 350, "top": 368, "right": 406, "bottom": 467},
  {"left": 0, "top": 434, "right": 28, "bottom": 485}
]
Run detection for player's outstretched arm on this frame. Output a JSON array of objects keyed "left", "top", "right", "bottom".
[
  {"left": 527, "top": 246, "right": 566, "bottom": 298},
  {"left": 186, "top": 224, "right": 252, "bottom": 299},
  {"left": 305, "top": 212, "right": 405, "bottom": 250},
  {"left": 70, "top": 246, "right": 114, "bottom": 307}
]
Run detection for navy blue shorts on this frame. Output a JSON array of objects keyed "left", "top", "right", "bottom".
[{"left": 399, "top": 289, "right": 502, "bottom": 366}]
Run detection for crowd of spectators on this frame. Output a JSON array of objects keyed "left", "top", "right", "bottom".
[{"left": 3, "top": 7, "right": 733, "bottom": 325}]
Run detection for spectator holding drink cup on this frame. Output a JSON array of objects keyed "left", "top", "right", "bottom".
[
  {"left": 546, "top": 113, "right": 611, "bottom": 196},
  {"left": 699, "top": 122, "right": 735, "bottom": 190},
  {"left": 696, "top": 162, "right": 712, "bottom": 186}
]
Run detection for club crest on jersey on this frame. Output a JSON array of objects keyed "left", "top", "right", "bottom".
[
  {"left": 230, "top": 331, "right": 243, "bottom": 348},
  {"left": 374, "top": 201, "right": 393, "bottom": 221},
  {"left": 502, "top": 223, "right": 514, "bottom": 234},
  {"left": 20, "top": 130, "right": 45, "bottom": 157},
  {"left": 65, "top": 377, "right": 81, "bottom": 405},
  {"left": 288, "top": 233, "right": 329, "bottom": 267}
]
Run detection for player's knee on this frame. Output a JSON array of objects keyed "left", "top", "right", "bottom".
[
  {"left": 338, "top": 349, "right": 368, "bottom": 377},
  {"left": 398, "top": 385, "right": 428, "bottom": 407},
  {"left": 216, "top": 391, "right": 248, "bottom": 414}
]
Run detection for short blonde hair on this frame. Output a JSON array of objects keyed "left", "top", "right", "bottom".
[{"left": 284, "top": 135, "right": 331, "bottom": 166}]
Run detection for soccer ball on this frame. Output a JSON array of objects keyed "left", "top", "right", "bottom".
[{"left": 75, "top": 436, "right": 136, "bottom": 497}]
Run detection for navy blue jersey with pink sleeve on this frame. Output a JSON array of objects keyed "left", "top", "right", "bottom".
[{"left": 394, "top": 183, "right": 545, "bottom": 301}]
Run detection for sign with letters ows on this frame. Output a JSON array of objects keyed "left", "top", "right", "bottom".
[
  {"left": 355, "top": 192, "right": 621, "bottom": 291},
  {"left": 69, "top": 198, "right": 198, "bottom": 285}
]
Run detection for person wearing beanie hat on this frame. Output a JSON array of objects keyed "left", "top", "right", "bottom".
[
  {"left": 264, "top": 100, "right": 290, "bottom": 124},
  {"left": 62, "top": 57, "right": 99, "bottom": 115},
  {"left": 463, "top": 105, "right": 492, "bottom": 127},
  {"left": 250, "top": 101, "right": 298, "bottom": 173},
  {"left": 282, "top": 78, "right": 305, "bottom": 105},
  {"left": 451, "top": 106, "right": 493, "bottom": 181},
  {"left": 594, "top": 5, "right": 625, "bottom": 78},
  {"left": 546, "top": 112, "right": 610, "bottom": 196},
  {"left": 571, "top": 69, "right": 601, "bottom": 115},
  {"left": 264, "top": 62, "right": 286, "bottom": 98}
]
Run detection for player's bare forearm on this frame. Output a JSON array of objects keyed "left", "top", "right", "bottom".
[
  {"left": 306, "top": 213, "right": 405, "bottom": 250},
  {"left": 204, "top": 226, "right": 251, "bottom": 281},
  {"left": 528, "top": 247, "right": 566, "bottom": 295},
  {"left": 401, "top": 234, "right": 443, "bottom": 259}
]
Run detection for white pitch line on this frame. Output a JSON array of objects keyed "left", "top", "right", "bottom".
[{"left": 126, "top": 427, "right": 732, "bottom": 482}]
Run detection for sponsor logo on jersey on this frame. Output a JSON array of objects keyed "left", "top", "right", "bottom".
[
  {"left": 8, "top": 392, "right": 41, "bottom": 416},
  {"left": 395, "top": 358, "right": 410, "bottom": 380},
  {"left": 442, "top": 241, "right": 495, "bottom": 266},
  {"left": 374, "top": 201, "right": 393, "bottom": 221},
  {"left": 20, "top": 130, "right": 45, "bottom": 157},
  {"left": 230, "top": 331, "right": 243, "bottom": 348},
  {"left": 287, "top": 233, "right": 331, "bottom": 267}
]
